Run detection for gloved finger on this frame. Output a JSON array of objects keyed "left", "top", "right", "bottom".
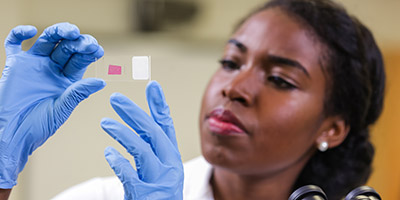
[
  {"left": 101, "top": 118, "right": 165, "bottom": 182},
  {"left": 104, "top": 146, "right": 139, "bottom": 183},
  {"left": 62, "top": 45, "right": 104, "bottom": 82},
  {"left": 109, "top": 93, "right": 180, "bottom": 166},
  {"left": 28, "top": 22, "right": 80, "bottom": 56},
  {"left": 146, "top": 81, "right": 178, "bottom": 149},
  {"left": 53, "top": 78, "right": 106, "bottom": 128},
  {"left": 51, "top": 34, "right": 100, "bottom": 67},
  {"left": 4, "top": 25, "right": 37, "bottom": 56}
]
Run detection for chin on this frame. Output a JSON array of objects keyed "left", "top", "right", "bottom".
[
  {"left": 199, "top": 122, "right": 252, "bottom": 173},
  {"left": 201, "top": 139, "right": 245, "bottom": 172},
  {"left": 201, "top": 139, "right": 227, "bottom": 164}
]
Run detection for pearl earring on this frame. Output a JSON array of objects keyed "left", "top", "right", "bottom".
[{"left": 318, "top": 141, "right": 329, "bottom": 152}]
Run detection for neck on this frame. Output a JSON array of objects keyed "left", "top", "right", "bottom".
[{"left": 210, "top": 163, "right": 306, "bottom": 200}]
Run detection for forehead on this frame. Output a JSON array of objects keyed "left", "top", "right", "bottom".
[{"left": 232, "top": 8, "right": 325, "bottom": 74}]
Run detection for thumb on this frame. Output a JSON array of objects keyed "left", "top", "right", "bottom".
[
  {"left": 104, "top": 146, "right": 139, "bottom": 183},
  {"left": 53, "top": 78, "right": 106, "bottom": 127},
  {"left": 5, "top": 25, "right": 37, "bottom": 56}
]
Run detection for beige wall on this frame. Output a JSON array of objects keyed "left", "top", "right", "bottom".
[
  {"left": 370, "top": 48, "right": 400, "bottom": 200},
  {"left": 0, "top": 0, "right": 399, "bottom": 199}
]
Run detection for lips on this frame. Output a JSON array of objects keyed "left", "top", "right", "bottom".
[{"left": 207, "top": 108, "right": 247, "bottom": 135}]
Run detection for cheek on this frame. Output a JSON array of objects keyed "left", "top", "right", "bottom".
[
  {"left": 258, "top": 93, "right": 323, "bottom": 132},
  {"left": 199, "top": 71, "right": 224, "bottom": 121},
  {"left": 199, "top": 73, "right": 219, "bottom": 137},
  {"left": 199, "top": 71, "right": 234, "bottom": 158},
  {"left": 252, "top": 92, "right": 324, "bottom": 159}
]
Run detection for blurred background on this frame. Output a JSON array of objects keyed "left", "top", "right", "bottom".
[{"left": 0, "top": 0, "right": 399, "bottom": 199}]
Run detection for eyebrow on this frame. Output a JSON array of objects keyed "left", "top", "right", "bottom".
[
  {"left": 268, "top": 55, "right": 310, "bottom": 78},
  {"left": 227, "top": 39, "right": 310, "bottom": 78},
  {"left": 228, "top": 39, "right": 247, "bottom": 52}
]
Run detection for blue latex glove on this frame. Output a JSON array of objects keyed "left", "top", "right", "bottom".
[
  {"left": 0, "top": 23, "right": 105, "bottom": 188},
  {"left": 101, "top": 81, "right": 183, "bottom": 200}
]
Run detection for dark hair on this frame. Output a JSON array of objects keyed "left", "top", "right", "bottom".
[{"left": 240, "top": 0, "right": 385, "bottom": 199}]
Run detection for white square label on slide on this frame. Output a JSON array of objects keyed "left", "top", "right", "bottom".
[{"left": 132, "top": 56, "right": 150, "bottom": 80}]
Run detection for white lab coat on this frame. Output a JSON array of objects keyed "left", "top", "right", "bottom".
[{"left": 51, "top": 156, "right": 214, "bottom": 200}]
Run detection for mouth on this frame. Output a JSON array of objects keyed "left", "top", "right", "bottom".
[{"left": 206, "top": 108, "right": 247, "bottom": 136}]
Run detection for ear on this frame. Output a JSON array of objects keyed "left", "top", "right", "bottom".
[{"left": 315, "top": 116, "right": 350, "bottom": 150}]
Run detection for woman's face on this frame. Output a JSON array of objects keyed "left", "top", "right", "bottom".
[{"left": 199, "top": 8, "right": 329, "bottom": 176}]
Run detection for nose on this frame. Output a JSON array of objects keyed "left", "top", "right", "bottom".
[{"left": 222, "top": 67, "right": 260, "bottom": 106}]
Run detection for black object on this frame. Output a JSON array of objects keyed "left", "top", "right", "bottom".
[
  {"left": 344, "top": 186, "right": 381, "bottom": 200},
  {"left": 135, "top": 0, "right": 198, "bottom": 31},
  {"left": 289, "top": 185, "right": 328, "bottom": 200}
]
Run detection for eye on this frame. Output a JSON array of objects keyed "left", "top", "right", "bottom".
[
  {"left": 219, "top": 59, "right": 240, "bottom": 70},
  {"left": 267, "top": 76, "right": 297, "bottom": 90}
]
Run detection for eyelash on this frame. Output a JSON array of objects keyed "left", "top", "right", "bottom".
[
  {"left": 267, "top": 76, "right": 297, "bottom": 90},
  {"left": 219, "top": 59, "right": 297, "bottom": 90},
  {"left": 219, "top": 59, "right": 240, "bottom": 70}
]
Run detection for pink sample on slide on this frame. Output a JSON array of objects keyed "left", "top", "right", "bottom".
[{"left": 108, "top": 65, "right": 122, "bottom": 75}]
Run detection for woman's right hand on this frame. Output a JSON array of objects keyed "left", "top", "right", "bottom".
[{"left": 0, "top": 23, "right": 105, "bottom": 189}]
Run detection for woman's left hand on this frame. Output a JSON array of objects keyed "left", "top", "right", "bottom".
[{"left": 101, "top": 81, "right": 184, "bottom": 200}]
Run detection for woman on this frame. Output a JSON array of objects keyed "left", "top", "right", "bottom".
[
  {"left": 0, "top": 0, "right": 385, "bottom": 199},
  {"left": 196, "top": 0, "right": 384, "bottom": 199}
]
